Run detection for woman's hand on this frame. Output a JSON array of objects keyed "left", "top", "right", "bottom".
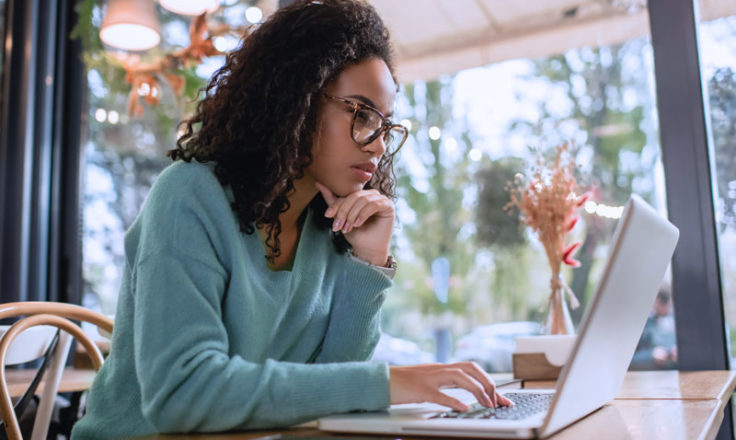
[
  {"left": 315, "top": 182, "right": 394, "bottom": 266},
  {"left": 389, "top": 362, "right": 513, "bottom": 412}
]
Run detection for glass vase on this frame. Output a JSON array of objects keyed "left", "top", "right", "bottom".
[{"left": 543, "top": 284, "right": 575, "bottom": 335}]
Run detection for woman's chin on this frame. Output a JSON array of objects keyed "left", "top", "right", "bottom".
[{"left": 330, "top": 183, "right": 366, "bottom": 197}]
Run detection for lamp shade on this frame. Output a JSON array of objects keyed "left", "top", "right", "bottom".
[
  {"left": 100, "top": 0, "right": 161, "bottom": 51},
  {"left": 159, "top": 0, "right": 219, "bottom": 16}
]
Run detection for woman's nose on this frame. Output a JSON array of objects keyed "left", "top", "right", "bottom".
[{"left": 362, "top": 131, "right": 387, "bottom": 157}]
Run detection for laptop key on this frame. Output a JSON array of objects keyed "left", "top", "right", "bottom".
[
  {"left": 430, "top": 393, "right": 553, "bottom": 420},
  {"left": 496, "top": 393, "right": 553, "bottom": 420}
]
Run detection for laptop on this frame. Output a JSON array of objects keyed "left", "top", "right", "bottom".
[{"left": 319, "top": 194, "right": 679, "bottom": 439}]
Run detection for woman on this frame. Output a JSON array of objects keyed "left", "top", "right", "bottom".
[{"left": 72, "top": 1, "right": 509, "bottom": 438}]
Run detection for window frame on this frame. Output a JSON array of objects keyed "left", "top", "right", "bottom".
[
  {"left": 0, "top": 0, "right": 84, "bottom": 305},
  {"left": 648, "top": 0, "right": 733, "bottom": 437}
]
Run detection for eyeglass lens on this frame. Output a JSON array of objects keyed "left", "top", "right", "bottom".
[{"left": 352, "top": 107, "right": 406, "bottom": 152}]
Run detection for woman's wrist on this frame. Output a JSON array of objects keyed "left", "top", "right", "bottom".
[
  {"left": 349, "top": 251, "right": 397, "bottom": 279},
  {"left": 352, "top": 249, "right": 389, "bottom": 266}
]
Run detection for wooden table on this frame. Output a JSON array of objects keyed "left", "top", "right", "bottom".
[
  {"left": 137, "top": 370, "right": 736, "bottom": 440},
  {"left": 5, "top": 367, "right": 97, "bottom": 398},
  {"left": 523, "top": 370, "right": 736, "bottom": 400}
]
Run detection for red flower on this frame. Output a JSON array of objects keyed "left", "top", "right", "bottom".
[
  {"left": 563, "top": 241, "right": 582, "bottom": 267},
  {"left": 576, "top": 192, "right": 592, "bottom": 207}
]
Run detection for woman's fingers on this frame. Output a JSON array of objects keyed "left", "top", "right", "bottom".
[
  {"left": 455, "top": 362, "right": 498, "bottom": 407},
  {"left": 439, "top": 368, "right": 494, "bottom": 408},
  {"left": 353, "top": 195, "right": 393, "bottom": 227},
  {"left": 345, "top": 196, "right": 390, "bottom": 231},
  {"left": 497, "top": 392, "right": 513, "bottom": 407},
  {"left": 351, "top": 203, "right": 378, "bottom": 229},
  {"left": 341, "top": 197, "right": 372, "bottom": 232},
  {"left": 322, "top": 189, "right": 388, "bottom": 233},
  {"left": 389, "top": 362, "right": 513, "bottom": 413},
  {"left": 315, "top": 183, "right": 393, "bottom": 233},
  {"left": 428, "top": 391, "right": 469, "bottom": 413}
]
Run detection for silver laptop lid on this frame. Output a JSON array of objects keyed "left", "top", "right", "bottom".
[{"left": 539, "top": 194, "right": 679, "bottom": 437}]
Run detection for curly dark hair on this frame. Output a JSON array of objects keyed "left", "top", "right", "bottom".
[{"left": 167, "top": 0, "right": 397, "bottom": 262}]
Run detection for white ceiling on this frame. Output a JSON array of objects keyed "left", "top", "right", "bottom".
[{"left": 367, "top": 0, "right": 736, "bottom": 82}]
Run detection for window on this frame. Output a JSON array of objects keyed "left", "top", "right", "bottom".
[
  {"left": 80, "top": 2, "right": 676, "bottom": 373},
  {"left": 691, "top": 6, "right": 736, "bottom": 431},
  {"left": 80, "top": 5, "right": 243, "bottom": 313},
  {"left": 377, "top": 32, "right": 673, "bottom": 371},
  {"left": 699, "top": 12, "right": 736, "bottom": 362}
]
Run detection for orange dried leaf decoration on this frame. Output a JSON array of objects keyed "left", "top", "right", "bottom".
[
  {"left": 164, "top": 73, "right": 186, "bottom": 95},
  {"left": 117, "top": 12, "right": 231, "bottom": 117},
  {"left": 174, "top": 13, "right": 222, "bottom": 66}
]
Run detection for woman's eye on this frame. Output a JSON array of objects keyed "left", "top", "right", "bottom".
[{"left": 355, "top": 109, "right": 371, "bottom": 123}]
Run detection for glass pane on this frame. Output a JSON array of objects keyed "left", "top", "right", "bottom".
[
  {"left": 699, "top": 10, "right": 736, "bottom": 362},
  {"left": 78, "top": 1, "right": 676, "bottom": 373},
  {"left": 81, "top": 0, "right": 269, "bottom": 315},
  {"left": 80, "top": 5, "right": 246, "bottom": 314},
  {"left": 374, "top": 8, "right": 674, "bottom": 371},
  {"left": 698, "top": 4, "right": 736, "bottom": 429}
]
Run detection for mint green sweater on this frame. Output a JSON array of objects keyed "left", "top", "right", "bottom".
[{"left": 71, "top": 161, "right": 393, "bottom": 439}]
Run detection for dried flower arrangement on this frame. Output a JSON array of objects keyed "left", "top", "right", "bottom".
[{"left": 507, "top": 143, "right": 590, "bottom": 335}]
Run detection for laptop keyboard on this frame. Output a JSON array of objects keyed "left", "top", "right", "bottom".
[{"left": 431, "top": 392, "right": 553, "bottom": 421}]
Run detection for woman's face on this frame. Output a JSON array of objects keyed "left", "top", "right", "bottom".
[{"left": 306, "top": 57, "right": 397, "bottom": 197}]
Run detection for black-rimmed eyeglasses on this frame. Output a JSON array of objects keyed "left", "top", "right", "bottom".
[{"left": 324, "top": 93, "right": 408, "bottom": 156}]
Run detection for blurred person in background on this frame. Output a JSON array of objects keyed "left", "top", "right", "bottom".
[{"left": 631, "top": 285, "right": 677, "bottom": 370}]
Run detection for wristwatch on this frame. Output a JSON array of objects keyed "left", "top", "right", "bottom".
[
  {"left": 384, "top": 255, "right": 397, "bottom": 270},
  {"left": 373, "top": 255, "right": 397, "bottom": 279}
]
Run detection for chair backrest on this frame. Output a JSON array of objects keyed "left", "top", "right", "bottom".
[
  {"left": 0, "top": 326, "right": 57, "bottom": 367},
  {"left": 0, "top": 323, "right": 61, "bottom": 440},
  {"left": 0, "top": 302, "right": 113, "bottom": 440}
]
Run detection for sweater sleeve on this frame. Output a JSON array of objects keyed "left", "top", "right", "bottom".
[
  {"left": 132, "top": 249, "right": 390, "bottom": 433},
  {"left": 313, "top": 255, "right": 393, "bottom": 363}
]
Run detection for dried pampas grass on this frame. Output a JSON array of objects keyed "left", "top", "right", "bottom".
[{"left": 507, "top": 142, "right": 590, "bottom": 334}]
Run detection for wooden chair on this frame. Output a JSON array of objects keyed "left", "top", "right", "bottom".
[
  {"left": 0, "top": 302, "right": 113, "bottom": 440},
  {"left": 0, "top": 323, "right": 59, "bottom": 439}
]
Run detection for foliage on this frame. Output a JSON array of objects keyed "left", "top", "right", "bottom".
[
  {"left": 76, "top": 3, "right": 216, "bottom": 312},
  {"left": 475, "top": 157, "right": 527, "bottom": 248},
  {"left": 504, "top": 40, "right": 657, "bottom": 323},
  {"left": 389, "top": 77, "right": 552, "bottom": 332},
  {"left": 392, "top": 79, "right": 482, "bottom": 317},
  {"left": 708, "top": 67, "right": 736, "bottom": 231},
  {"left": 71, "top": 0, "right": 103, "bottom": 53},
  {"left": 70, "top": 0, "right": 210, "bottom": 113}
]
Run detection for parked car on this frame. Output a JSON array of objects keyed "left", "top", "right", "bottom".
[{"left": 453, "top": 321, "right": 542, "bottom": 372}]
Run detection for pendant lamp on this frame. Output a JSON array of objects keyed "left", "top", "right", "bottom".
[
  {"left": 100, "top": 0, "right": 161, "bottom": 51},
  {"left": 159, "top": 0, "right": 219, "bottom": 16}
]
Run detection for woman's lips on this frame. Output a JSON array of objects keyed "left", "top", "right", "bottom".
[{"left": 350, "top": 166, "right": 372, "bottom": 182}]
